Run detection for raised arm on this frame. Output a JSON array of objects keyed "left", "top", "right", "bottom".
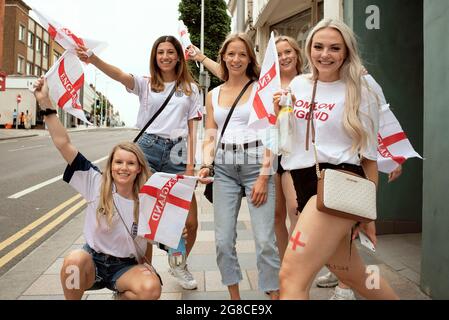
[
  {"left": 33, "top": 78, "right": 78, "bottom": 165},
  {"left": 188, "top": 45, "right": 224, "bottom": 80},
  {"left": 76, "top": 45, "right": 135, "bottom": 90}
]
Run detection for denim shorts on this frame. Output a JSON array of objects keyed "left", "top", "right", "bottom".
[
  {"left": 82, "top": 244, "right": 138, "bottom": 292},
  {"left": 137, "top": 133, "right": 187, "bottom": 174}
]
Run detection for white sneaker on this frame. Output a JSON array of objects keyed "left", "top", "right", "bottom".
[
  {"left": 168, "top": 264, "right": 198, "bottom": 290},
  {"left": 316, "top": 272, "right": 339, "bottom": 288},
  {"left": 329, "top": 286, "right": 356, "bottom": 300}
]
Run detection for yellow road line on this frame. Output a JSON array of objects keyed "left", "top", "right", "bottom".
[
  {"left": 0, "top": 194, "right": 82, "bottom": 252},
  {"left": 0, "top": 199, "right": 86, "bottom": 269}
]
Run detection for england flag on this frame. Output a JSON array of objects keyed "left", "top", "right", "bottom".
[
  {"left": 248, "top": 32, "right": 281, "bottom": 129},
  {"left": 32, "top": 8, "right": 106, "bottom": 55},
  {"left": 178, "top": 20, "right": 194, "bottom": 60},
  {"left": 138, "top": 173, "right": 197, "bottom": 249},
  {"left": 45, "top": 51, "right": 91, "bottom": 124},
  {"left": 377, "top": 104, "right": 422, "bottom": 173}
]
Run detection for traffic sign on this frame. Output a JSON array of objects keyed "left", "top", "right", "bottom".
[
  {"left": 17, "top": 94, "right": 22, "bottom": 103},
  {"left": 0, "top": 71, "right": 6, "bottom": 91}
]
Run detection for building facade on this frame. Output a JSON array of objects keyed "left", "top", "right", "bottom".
[
  {"left": 0, "top": 0, "right": 102, "bottom": 128},
  {"left": 229, "top": 0, "right": 327, "bottom": 60}
]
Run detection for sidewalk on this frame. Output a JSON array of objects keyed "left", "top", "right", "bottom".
[
  {"left": 0, "top": 185, "right": 430, "bottom": 300},
  {"left": 0, "top": 126, "right": 137, "bottom": 141}
]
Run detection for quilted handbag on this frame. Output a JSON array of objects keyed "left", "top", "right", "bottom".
[
  {"left": 306, "top": 80, "right": 377, "bottom": 222},
  {"left": 316, "top": 169, "right": 377, "bottom": 222}
]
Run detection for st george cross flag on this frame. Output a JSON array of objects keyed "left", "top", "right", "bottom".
[
  {"left": 138, "top": 173, "right": 197, "bottom": 249},
  {"left": 32, "top": 8, "right": 106, "bottom": 55},
  {"left": 377, "top": 104, "right": 422, "bottom": 174},
  {"left": 178, "top": 20, "right": 194, "bottom": 60},
  {"left": 45, "top": 51, "right": 91, "bottom": 124},
  {"left": 248, "top": 32, "right": 281, "bottom": 130}
]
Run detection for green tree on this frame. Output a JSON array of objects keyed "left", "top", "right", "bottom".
[{"left": 179, "top": 0, "right": 231, "bottom": 90}]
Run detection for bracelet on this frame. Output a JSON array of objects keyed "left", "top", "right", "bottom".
[
  {"left": 39, "top": 108, "right": 57, "bottom": 117},
  {"left": 200, "top": 56, "right": 207, "bottom": 64}
]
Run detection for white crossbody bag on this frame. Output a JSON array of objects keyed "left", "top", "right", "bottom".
[{"left": 305, "top": 79, "right": 377, "bottom": 223}]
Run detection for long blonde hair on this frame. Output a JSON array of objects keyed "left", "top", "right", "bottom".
[
  {"left": 97, "top": 142, "right": 151, "bottom": 226},
  {"left": 305, "top": 19, "right": 376, "bottom": 153},
  {"left": 218, "top": 33, "right": 260, "bottom": 81},
  {"left": 149, "top": 35, "right": 196, "bottom": 96},
  {"left": 275, "top": 35, "right": 303, "bottom": 75}
]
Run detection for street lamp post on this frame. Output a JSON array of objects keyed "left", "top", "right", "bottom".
[
  {"left": 100, "top": 93, "right": 104, "bottom": 127},
  {"left": 15, "top": 94, "right": 21, "bottom": 129},
  {"left": 199, "top": 0, "right": 210, "bottom": 102},
  {"left": 104, "top": 81, "right": 110, "bottom": 127},
  {"left": 93, "top": 70, "right": 98, "bottom": 127}
]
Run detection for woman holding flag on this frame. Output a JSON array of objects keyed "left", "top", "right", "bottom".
[
  {"left": 33, "top": 77, "right": 162, "bottom": 300},
  {"left": 275, "top": 19, "right": 398, "bottom": 300},
  {"left": 189, "top": 36, "right": 302, "bottom": 261},
  {"left": 76, "top": 36, "right": 201, "bottom": 290},
  {"left": 198, "top": 33, "right": 280, "bottom": 300}
]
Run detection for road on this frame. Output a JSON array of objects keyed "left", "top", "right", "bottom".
[{"left": 0, "top": 129, "right": 138, "bottom": 276}]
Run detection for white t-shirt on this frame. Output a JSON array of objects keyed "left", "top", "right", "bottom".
[
  {"left": 212, "top": 83, "right": 260, "bottom": 144},
  {"left": 63, "top": 153, "right": 147, "bottom": 259},
  {"left": 127, "top": 75, "right": 203, "bottom": 139},
  {"left": 281, "top": 74, "right": 382, "bottom": 170}
]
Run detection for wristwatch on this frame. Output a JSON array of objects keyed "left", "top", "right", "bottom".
[
  {"left": 39, "top": 108, "right": 57, "bottom": 117},
  {"left": 200, "top": 164, "right": 215, "bottom": 177}
]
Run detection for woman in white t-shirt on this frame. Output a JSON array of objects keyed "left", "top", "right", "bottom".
[
  {"left": 33, "top": 78, "right": 162, "bottom": 300},
  {"left": 76, "top": 36, "right": 201, "bottom": 290},
  {"left": 275, "top": 19, "right": 399, "bottom": 299},
  {"left": 198, "top": 33, "right": 280, "bottom": 300}
]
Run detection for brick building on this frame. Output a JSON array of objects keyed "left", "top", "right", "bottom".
[{"left": 1, "top": 0, "right": 67, "bottom": 127}]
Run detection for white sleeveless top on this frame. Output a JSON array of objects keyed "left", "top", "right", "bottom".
[{"left": 211, "top": 83, "right": 260, "bottom": 144}]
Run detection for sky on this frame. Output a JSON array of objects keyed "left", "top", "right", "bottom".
[{"left": 24, "top": 0, "right": 182, "bottom": 126}]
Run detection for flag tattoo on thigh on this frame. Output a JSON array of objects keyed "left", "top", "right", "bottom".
[{"left": 289, "top": 231, "right": 308, "bottom": 253}]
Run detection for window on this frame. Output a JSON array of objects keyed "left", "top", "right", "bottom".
[
  {"left": 26, "top": 62, "right": 33, "bottom": 75},
  {"left": 17, "top": 56, "right": 24, "bottom": 74},
  {"left": 34, "top": 65, "right": 41, "bottom": 76},
  {"left": 53, "top": 51, "right": 61, "bottom": 65},
  {"left": 27, "top": 32, "right": 34, "bottom": 48},
  {"left": 43, "top": 42, "right": 49, "bottom": 57},
  {"left": 36, "top": 37, "right": 42, "bottom": 52},
  {"left": 270, "top": 2, "right": 324, "bottom": 52},
  {"left": 19, "top": 25, "right": 26, "bottom": 42}
]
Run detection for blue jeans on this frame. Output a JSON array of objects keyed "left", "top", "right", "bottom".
[
  {"left": 137, "top": 133, "right": 187, "bottom": 174},
  {"left": 213, "top": 147, "right": 280, "bottom": 292},
  {"left": 82, "top": 244, "right": 137, "bottom": 292}
]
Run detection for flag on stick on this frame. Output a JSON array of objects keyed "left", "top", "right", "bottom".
[
  {"left": 138, "top": 173, "right": 197, "bottom": 249},
  {"left": 178, "top": 20, "right": 195, "bottom": 62},
  {"left": 45, "top": 51, "right": 91, "bottom": 124},
  {"left": 32, "top": 8, "right": 107, "bottom": 55},
  {"left": 248, "top": 32, "right": 281, "bottom": 130}
]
